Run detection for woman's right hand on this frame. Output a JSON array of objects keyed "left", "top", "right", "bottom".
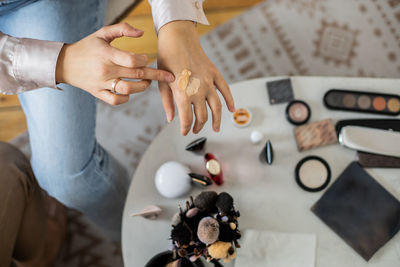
[{"left": 55, "top": 23, "right": 175, "bottom": 105}]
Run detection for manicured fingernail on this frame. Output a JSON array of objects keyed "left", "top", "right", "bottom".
[
  {"left": 166, "top": 73, "right": 175, "bottom": 83},
  {"left": 167, "top": 113, "right": 173, "bottom": 122}
]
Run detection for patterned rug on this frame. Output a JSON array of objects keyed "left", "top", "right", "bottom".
[{"left": 10, "top": 0, "right": 400, "bottom": 265}]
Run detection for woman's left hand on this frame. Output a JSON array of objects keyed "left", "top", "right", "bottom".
[{"left": 157, "top": 21, "right": 235, "bottom": 136}]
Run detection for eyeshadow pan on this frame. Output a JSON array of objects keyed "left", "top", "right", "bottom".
[
  {"left": 343, "top": 94, "right": 356, "bottom": 108},
  {"left": 285, "top": 100, "right": 311, "bottom": 125},
  {"left": 387, "top": 98, "right": 400, "bottom": 113},
  {"left": 357, "top": 95, "right": 371, "bottom": 109},
  {"left": 289, "top": 103, "right": 307, "bottom": 122},
  {"left": 373, "top": 96, "right": 386, "bottom": 111},
  {"left": 325, "top": 92, "right": 342, "bottom": 107}
]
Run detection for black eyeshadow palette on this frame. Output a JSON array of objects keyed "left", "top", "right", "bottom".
[
  {"left": 266, "top": 78, "right": 294, "bottom": 105},
  {"left": 324, "top": 89, "right": 400, "bottom": 116},
  {"left": 312, "top": 162, "right": 400, "bottom": 261}
]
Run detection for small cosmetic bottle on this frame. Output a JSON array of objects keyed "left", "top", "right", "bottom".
[{"left": 204, "top": 153, "right": 224, "bottom": 185}]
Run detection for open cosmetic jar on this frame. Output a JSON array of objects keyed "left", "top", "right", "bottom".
[
  {"left": 285, "top": 100, "right": 311, "bottom": 125},
  {"left": 295, "top": 156, "right": 331, "bottom": 192}
]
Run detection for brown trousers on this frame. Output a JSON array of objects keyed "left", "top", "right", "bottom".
[{"left": 0, "top": 142, "right": 46, "bottom": 267}]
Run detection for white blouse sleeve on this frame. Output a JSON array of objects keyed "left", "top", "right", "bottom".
[
  {"left": 0, "top": 31, "right": 63, "bottom": 95},
  {"left": 148, "top": 0, "right": 209, "bottom": 33}
]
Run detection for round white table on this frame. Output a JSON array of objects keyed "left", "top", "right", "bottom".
[{"left": 122, "top": 76, "right": 400, "bottom": 267}]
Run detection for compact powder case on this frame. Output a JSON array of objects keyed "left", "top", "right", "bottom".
[
  {"left": 295, "top": 156, "right": 331, "bottom": 192},
  {"left": 266, "top": 78, "right": 295, "bottom": 105},
  {"left": 285, "top": 100, "right": 311, "bottom": 125},
  {"left": 324, "top": 89, "right": 400, "bottom": 116}
]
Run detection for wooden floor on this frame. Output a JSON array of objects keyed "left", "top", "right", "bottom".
[{"left": 0, "top": 0, "right": 262, "bottom": 142}]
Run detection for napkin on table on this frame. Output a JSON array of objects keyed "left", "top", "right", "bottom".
[{"left": 234, "top": 229, "right": 316, "bottom": 267}]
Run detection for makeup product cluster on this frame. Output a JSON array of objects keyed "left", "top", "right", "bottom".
[
  {"left": 266, "top": 78, "right": 400, "bottom": 262},
  {"left": 143, "top": 77, "right": 399, "bottom": 266}
]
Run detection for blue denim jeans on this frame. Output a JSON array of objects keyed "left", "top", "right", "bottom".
[{"left": 0, "top": 0, "right": 130, "bottom": 241}]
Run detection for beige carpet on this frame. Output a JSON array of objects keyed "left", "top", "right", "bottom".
[{"left": 11, "top": 0, "right": 400, "bottom": 265}]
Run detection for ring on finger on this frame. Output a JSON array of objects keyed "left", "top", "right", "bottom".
[{"left": 111, "top": 78, "right": 122, "bottom": 94}]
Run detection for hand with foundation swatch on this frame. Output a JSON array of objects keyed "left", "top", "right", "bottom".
[{"left": 157, "top": 21, "right": 235, "bottom": 136}]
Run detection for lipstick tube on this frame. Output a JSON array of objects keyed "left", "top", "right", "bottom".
[{"left": 204, "top": 153, "right": 224, "bottom": 185}]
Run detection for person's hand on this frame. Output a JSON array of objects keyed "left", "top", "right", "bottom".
[
  {"left": 157, "top": 21, "right": 235, "bottom": 136},
  {"left": 56, "top": 23, "right": 175, "bottom": 105}
]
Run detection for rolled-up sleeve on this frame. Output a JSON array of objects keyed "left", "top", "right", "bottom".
[
  {"left": 0, "top": 31, "right": 64, "bottom": 95},
  {"left": 148, "top": 0, "right": 209, "bottom": 33}
]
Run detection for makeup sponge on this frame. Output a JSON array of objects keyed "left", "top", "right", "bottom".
[
  {"left": 216, "top": 192, "right": 234, "bottom": 214},
  {"left": 194, "top": 191, "right": 218, "bottom": 212},
  {"left": 208, "top": 241, "right": 236, "bottom": 262},
  {"left": 197, "top": 217, "right": 219, "bottom": 245},
  {"left": 171, "top": 223, "right": 192, "bottom": 246},
  {"left": 186, "top": 207, "right": 200, "bottom": 218}
]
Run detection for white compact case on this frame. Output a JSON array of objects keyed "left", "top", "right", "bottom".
[{"left": 338, "top": 126, "right": 400, "bottom": 158}]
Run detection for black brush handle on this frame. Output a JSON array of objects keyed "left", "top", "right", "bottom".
[{"left": 335, "top": 119, "right": 400, "bottom": 135}]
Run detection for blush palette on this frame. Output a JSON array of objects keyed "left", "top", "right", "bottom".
[{"left": 323, "top": 89, "right": 400, "bottom": 116}]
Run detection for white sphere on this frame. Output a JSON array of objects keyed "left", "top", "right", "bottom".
[
  {"left": 250, "top": 130, "right": 263, "bottom": 144},
  {"left": 155, "top": 161, "right": 192, "bottom": 198}
]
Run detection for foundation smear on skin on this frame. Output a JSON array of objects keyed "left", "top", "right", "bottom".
[{"left": 177, "top": 68, "right": 200, "bottom": 97}]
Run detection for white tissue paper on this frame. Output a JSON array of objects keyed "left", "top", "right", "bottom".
[{"left": 234, "top": 229, "right": 316, "bottom": 267}]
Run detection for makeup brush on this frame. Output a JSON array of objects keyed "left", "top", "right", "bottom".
[{"left": 130, "top": 205, "right": 162, "bottom": 219}]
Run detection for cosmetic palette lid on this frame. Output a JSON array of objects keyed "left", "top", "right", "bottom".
[
  {"left": 232, "top": 108, "right": 252, "bottom": 128},
  {"left": 285, "top": 100, "right": 311, "bottom": 126},
  {"left": 295, "top": 156, "right": 331, "bottom": 192},
  {"left": 311, "top": 162, "right": 400, "bottom": 261}
]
